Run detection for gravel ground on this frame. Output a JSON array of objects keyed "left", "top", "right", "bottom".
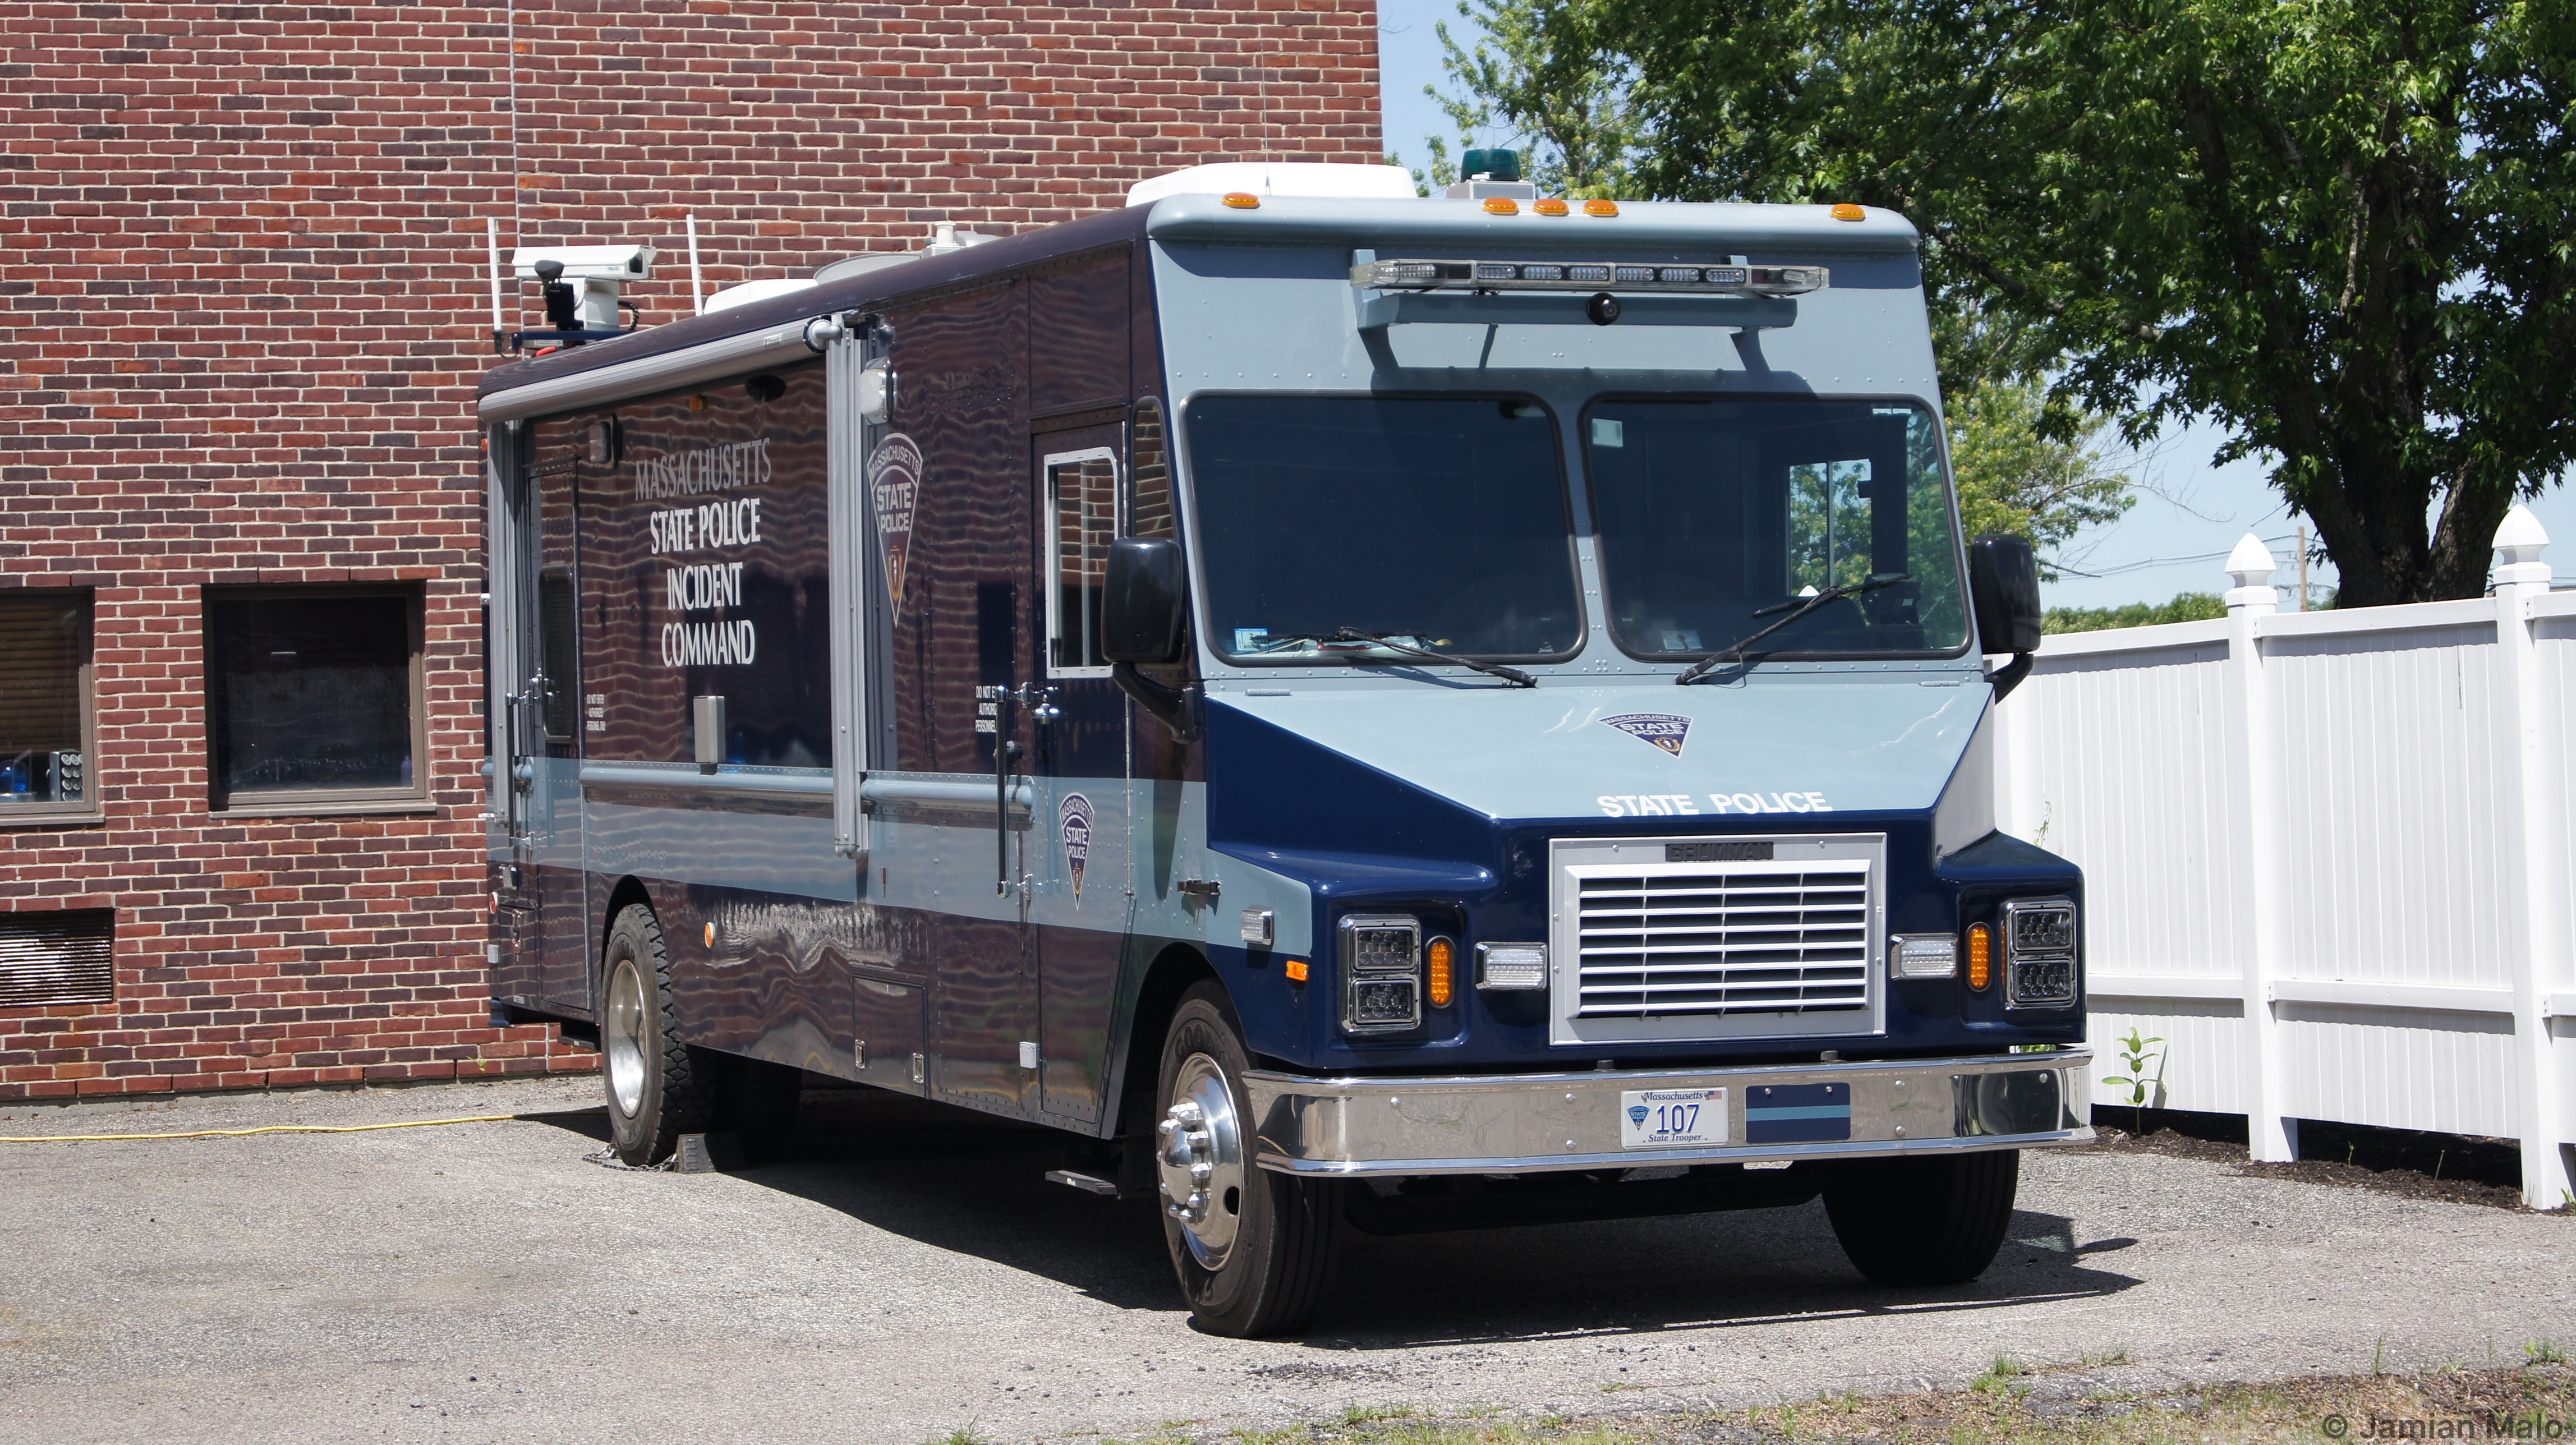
[{"left": 2, "top": 1076, "right": 2569, "bottom": 1445}]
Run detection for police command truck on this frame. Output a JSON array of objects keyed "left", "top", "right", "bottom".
[{"left": 477, "top": 158, "right": 2090, "bottom": 1337}]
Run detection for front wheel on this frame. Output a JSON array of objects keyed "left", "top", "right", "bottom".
[
  {"left": 1823, "top": 1149, "right": 2020, "bottom": 1286},
  {"left": 1154, "top": 982, "right": 1341, "bottom": 1337}
]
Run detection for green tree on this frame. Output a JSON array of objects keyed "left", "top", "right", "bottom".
[
  {"left": 1416, "top": 0, "right": 1642, "bottom": 197},
  {"left": 1588, "top": 0, "right": 2576, "bottom": 605},
  {"left": 1422, "top": 3, "right": 2138, "bottom": 569},
  {"left": 2044, "top": 593, "right": 2229, "bottom": 634},
  {"left": 1948, "top": 379, "right": 2134, "bottom": 576}
]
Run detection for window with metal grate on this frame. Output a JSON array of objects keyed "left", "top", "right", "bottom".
[{"left": 0, "top": 909, "right": 114, "bottom": 1009}]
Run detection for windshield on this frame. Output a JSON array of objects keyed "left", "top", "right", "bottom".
[
  {"left": 1185, "top": 395, "right": 1584, "bottom": 662},
  {"left": 1583, "top": 398, "right": 1969, "bottom": 659}
]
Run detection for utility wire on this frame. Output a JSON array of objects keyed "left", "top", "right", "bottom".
[{"left": 2049, "top": 533, "right": 2303, "bottom": 581}]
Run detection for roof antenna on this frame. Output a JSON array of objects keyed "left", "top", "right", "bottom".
[{"left": 685, "top": 212, "right": 706, "bottom": 315}]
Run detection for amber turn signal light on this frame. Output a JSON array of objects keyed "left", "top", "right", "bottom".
[
  {"left": 1583, "top": 198, "right": 1620, "bottom": 217},
  {"left": 1534, "top": 198, "right": 1570, "bottom": 216},
  {"left": 1426, "top": 937, "right": 1456, "bottom": 1007},
  {"left": 1221, "top": 191, "right": 1261, "bottom": 209},
  {"left": 1965, "top": 923, "right": 1994, "bottom": 990}
]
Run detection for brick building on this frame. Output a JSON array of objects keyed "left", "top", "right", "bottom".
[{"left": 0, "top": 0, "right": 1382, "bottom": 1099}]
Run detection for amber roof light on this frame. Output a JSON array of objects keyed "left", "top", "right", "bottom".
[
  {"left": 1583, "top": 198, "right": 1620, "bottom": 217},
  {"left": 1222, "top": 191, "right": 1261, "bottom": 209}
]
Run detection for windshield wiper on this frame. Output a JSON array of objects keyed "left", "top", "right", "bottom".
[
  {"left": 1674, "top": 573, "right": 1909, "bottom": 685},
  {"left": 1330, "top": 627, "right": 1538, "bottom": 687}
]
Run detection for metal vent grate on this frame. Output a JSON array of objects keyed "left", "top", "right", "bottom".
[
  {"left": 1573, "top": 863, "right": 1871, "bottom": 1018},
  {"left": 0, "top": 909, "right": 114, "bottom": 1009}
]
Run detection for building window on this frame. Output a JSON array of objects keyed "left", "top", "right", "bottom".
[
  {"left": 0, "top": 590, "right": 94, "bottom": 818},
  {"left": 205, "top": 588, "right": 427, "bottom": 812}
]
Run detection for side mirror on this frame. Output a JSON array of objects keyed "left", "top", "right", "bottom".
[
  {"left": 1103, "top": 537, "right": 1187, "bottom": 666},
  {"left": 1967, "top": 533, "right": 2043, "bottom": 656}
]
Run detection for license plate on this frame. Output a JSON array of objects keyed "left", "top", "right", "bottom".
[{"left": 1620, "top": 1087, "right": 1727, "bottom": 1148}]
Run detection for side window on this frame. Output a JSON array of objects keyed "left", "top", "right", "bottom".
[
  {"left": 568, "top": 366, "right": 832, "bottom": 771},
  {"left": 538, "top": 564, "right": 577, "bottom": 743},
  {"left": 204, "top": 587, "right": 427, "bottom": 813},
  {"left": 884, "top": 282, "right": 1028, "bottom": 775},
  {"left": 0, "top": 590, "right": 94, "bottom": 817},
  {"left": 1129, "top": 396, "right": 1173, "bottom": 540},
  {"left": 1045, "top": 448, "right": 1119, "bottom": 676}
]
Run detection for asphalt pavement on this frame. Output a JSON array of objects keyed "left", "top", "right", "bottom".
[{"left": 2, "top": 1075, "right": 2569, "bottom": 1444}]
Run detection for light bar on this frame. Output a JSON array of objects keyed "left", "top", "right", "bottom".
[{"left": 1353, "top": 257, "right": 1828, "bottom": 296}]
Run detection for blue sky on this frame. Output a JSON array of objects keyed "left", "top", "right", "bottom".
[{"left": 1372, "top": 0, "right": 2576, "bottom": 608}]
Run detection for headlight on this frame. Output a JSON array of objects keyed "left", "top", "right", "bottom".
[
  {"left": 2000, "top": 899, "right": 2078, "bottom": 1009},
  {"left": 1338, "top": 914, "right": 1421, "bottom": 1032}
]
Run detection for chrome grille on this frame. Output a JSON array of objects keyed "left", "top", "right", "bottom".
[{"left": 1573, "top": 862, "right": 1871, "bottom": 1018}]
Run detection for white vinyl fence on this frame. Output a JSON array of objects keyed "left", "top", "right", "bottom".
[{"left": 1993, "top": 508, "right": 2576, "bottom": 1207}]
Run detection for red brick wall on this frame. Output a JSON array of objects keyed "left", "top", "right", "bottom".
[{"left": 0, "top": 0, "right": 1381, "bottom": 1099}]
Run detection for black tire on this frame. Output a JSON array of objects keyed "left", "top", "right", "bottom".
[
  {"left": 600, "top": 905, "right": 720, "bottom": 1166},
  {"left": 1156, "top": 982, "right": 1341, "bottom": 1337},
  {"left": 1823, "top": 1149, "right": 2020, "bottom": 1286}
]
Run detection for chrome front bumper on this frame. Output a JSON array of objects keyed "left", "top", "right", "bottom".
[{"left": 1244, "top": 1050, "right": 2091, "bottom": 1176}]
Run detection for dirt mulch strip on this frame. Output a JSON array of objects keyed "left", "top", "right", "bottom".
[
  {"left": 1263, "top": 1364, "right": 2576, "bottom": 1445},
  {"left": 2077, "top": 1109, "right": 2541, "bottom": 1212}
]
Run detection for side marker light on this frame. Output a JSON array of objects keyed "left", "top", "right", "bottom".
[
  {"left": 1534, "top": 198, "right": 1570, "bottom": 216},
  {"left": 1483, "top": 197, "right": 1519, "bottom": 215},
  {"left": 1965, "top": 923, "right": 1994, "bottom": 991},
  {"left": 1830, "top": 202, "right": 1866, "bottom": 221},
  {"left": 703, "top": 922, "right": 716, "bottom": 947},
  {"left": 1284, "top": 959, "right": 1309, "bottom": 983},
  {"left": 1583, "top": 199, "right": 1620, "bottom": 217},
  {"left": 1221, "top": 192, "right": 1261, "bottom": 209}
]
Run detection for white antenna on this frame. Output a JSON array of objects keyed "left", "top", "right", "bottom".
[
  {"left": 485, "top": 217, "right": 505, "bottom": 337},
  {"left": 686, "top": 213, "right": 706, "bottom": 315}
]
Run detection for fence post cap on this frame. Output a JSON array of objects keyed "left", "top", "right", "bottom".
[
  {"left": 2494, "top": 503, "right": 2549, "bottom": 568},
  {"left": 2224, "top": 533, "right": 2279, "bottom": 585}
]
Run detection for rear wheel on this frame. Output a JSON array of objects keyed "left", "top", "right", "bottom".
[
  {"left": 1155, "top": 982, "right": 1341, "bottom": 1337},
  {"left": 1823, "top": 1149, "right": 2020, "bottom": 1286},
  {"left": 600, "top": 905, "right": 719, "bottom": 1165}
]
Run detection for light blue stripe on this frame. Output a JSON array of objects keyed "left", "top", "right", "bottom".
[{"left": 1744, "top": 1105, "right": 1853, "bottom": 1121}]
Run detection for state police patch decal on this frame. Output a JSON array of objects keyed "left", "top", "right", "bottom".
[
  {"left": 1600, "top": 712, "right": 1691, "bottom": 757},
  {"left": 1058, "top": 793, "right": 1094, "bottom": 901}
]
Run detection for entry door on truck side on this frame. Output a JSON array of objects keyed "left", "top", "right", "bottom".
[
  {"left": 882, "top": 279, "right": 1038, "bottom": 1116},
  {"left": 508, "top": 421, "right": 595, "bottom": 1015},
  {"left": 1029, "top": 422, "right": 1130, "bottom": 1124},
  {"left": 1022, "top": 246, "right": 1134, "bottom": 1125}
]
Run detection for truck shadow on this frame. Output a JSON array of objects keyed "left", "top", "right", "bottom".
[{"left": 524, "top": 1087, "right": 2144, "bottom": 1342}]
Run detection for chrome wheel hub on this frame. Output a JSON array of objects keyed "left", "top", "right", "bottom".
[
  {"left": 1156, "top": 1053, "right": 1245, "bottom": 1267},
  {"left": 604, "top": 957, "right": 647, "bottom": 1119}
]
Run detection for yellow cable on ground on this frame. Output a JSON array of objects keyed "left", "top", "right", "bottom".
[{"left": 1, "top": 1113, "right": 516, "bottom": 1143}]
